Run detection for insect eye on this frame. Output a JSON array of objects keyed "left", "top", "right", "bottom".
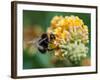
[{"left": 50, "top": 33, "right": 55, "bottom": 40}]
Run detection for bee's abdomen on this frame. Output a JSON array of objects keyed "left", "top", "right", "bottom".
[{"left": 38, "top": 47, "right": 46, "bottom": 53}]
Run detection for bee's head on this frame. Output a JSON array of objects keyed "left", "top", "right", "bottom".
[
  {"left": 41, "top": 33, "right": 48, "bottom": 39},
  {"left": 41, "top": 33, "right": 55, "bottom": 42},
  {"left": 50, "top": 33, "right": 55, "bottom": 41}
]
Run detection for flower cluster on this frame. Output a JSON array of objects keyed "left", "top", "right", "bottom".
[{"left": 47, "top": 15, "right": 89, "bottom": 64}]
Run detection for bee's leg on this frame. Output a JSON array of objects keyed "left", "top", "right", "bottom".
[{"left": 47, "top": 48, "right": 55, "bottom": 51}]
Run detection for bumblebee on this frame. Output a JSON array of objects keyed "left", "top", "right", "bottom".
[{"left": 37, "top": 33, "right": 55, "bottom": 53}]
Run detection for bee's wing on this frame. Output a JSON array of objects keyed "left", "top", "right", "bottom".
[{"left": 26, "top": 37, "right": 40, "bottom": 44}]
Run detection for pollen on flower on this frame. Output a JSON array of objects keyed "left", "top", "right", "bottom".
[{"left": 47, "top": 15, "right": 89, "bottom": 65}]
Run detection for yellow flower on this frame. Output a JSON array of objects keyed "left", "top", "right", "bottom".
[
  {"left": 83, "top": 25, "right": 88, "bottom": 32},
  {"left": 54, "top": 27, "right": 62, "bottom": 34},
  {"left": 51, "top": 16, "right": 63, "bottom": 28},
  {"left": 47, "top": 15, "right": 89, "bottom": 60},
  {"left": 47, "top": 15, "right": 89, "bottom": 45}
]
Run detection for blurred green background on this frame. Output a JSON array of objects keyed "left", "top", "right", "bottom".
[{"left": 23, "top": 10, "right": 91, "bottom": 69}]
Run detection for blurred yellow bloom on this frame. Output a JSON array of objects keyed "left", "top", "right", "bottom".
[
  {"left": 54, "top": 27, "right": 62, "bottom": 34},
  {"left": 47, "top": 15, "right": 89, "bottom": 59},
  {"left": 51, "top": 16, "right": 63, "bottom": 28},
  {"left": 83, "top": 25, "right": 88, "bottom": 32}
]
